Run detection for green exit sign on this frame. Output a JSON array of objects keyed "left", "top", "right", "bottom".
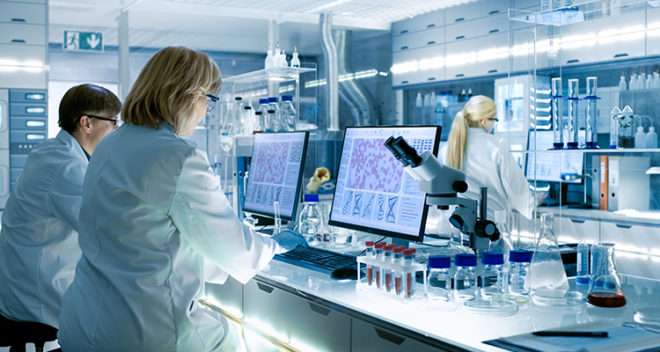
[{"left": 64, "top": 31, "right": 103, "bottom": 52}]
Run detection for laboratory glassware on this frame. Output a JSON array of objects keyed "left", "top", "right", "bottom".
[
  {"left": 647, "top": 127, "right": 658, "bottom": 148},
  {"left": 364, "top": 241, "right": 375, "bottom": 286},
  {"left": 452, "top": 254, "right": 477, "bottom": 302},
  {"left": 427, "top": 255, "right": 452, "bottom": 301},
  {"left": 374, "top": 243, "right": 386, "bottom": 289},
  {"left": 566, "top": 79, "right": 579, "bottom": 149},
  {"left": 609, "top": 106, "right": 622, "bottom": 149},
  {"left": 391, "top": 246, "right": 405, "bottom": 295},
  {"left": 402, "top": 248, "right": 417, "bottom": 298},
  {"left": 585, "top": 77, "right": 599, "bottom": 149},
  {"left": 576, "top": 242, "right": 591, "bottom": 286},
  {"left": 619, "top": 105, "right": 635, "bottom": 148},
  {"left": 635, "top": 126, "right": 647, "bottom": 148},
  {"left": 508, "top": 249, "right": 533, "bottom": 296},
  {"left": 528, "top": 213, "right": 571, "bottom": 304},
  {"left": 382, "top": 245, "right": 394, "bottom": 292},
  {"left": 480, "top": 252, "right": 506, "bottom": 298},
  {"left": 273, "top": 201, "right": 282, "bottom": 236},
  {"left": 290, "top": 47, "right": 301, "bottom": 68},
  {"left": 280, "top": 95, "right": 297, "bottom": 131},
  {"left": 551, "top": 77, "right": 564, "bottom": 149},
  {"left": 588, "top": 243, "right": 626, "bottom": 308},
  {"left": 297, "top": 194, "right": 322, "bottom": 242}
]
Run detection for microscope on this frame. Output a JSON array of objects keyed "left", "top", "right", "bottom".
[{"left": 384, "top": 136, "right": 500, "bottom": 252}]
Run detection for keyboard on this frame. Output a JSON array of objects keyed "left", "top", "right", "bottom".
[{"left": 274, "top": 246, "right": 358, "bottom": 278}]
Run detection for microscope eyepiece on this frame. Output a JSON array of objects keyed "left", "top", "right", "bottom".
[{"left": 383, "top": 136, "right": 422, "bottom": 167}]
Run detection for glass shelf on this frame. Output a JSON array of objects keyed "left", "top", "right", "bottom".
[
  {"left": 523, "top": 148, "right": 660, "bottom": 154},
  {"left": 223, "top": 67, "right": 316, "bottom": 85}
]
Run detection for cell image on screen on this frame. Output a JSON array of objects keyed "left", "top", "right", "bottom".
[
  {"left": 329, "top": 127, "right": 440, "bottom": 240},
  {"left": 525, "top": 130, "right": 584, "bottom": 183},
  {"left": 243, "top": 132, "right": 308, "bottom": 220}
]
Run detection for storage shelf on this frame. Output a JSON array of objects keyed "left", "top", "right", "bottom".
[
  {"left": 223, "top": 67, "right": 316, "bottom": 85},
  {"left": 524, "top": 148, "right": 660, "bottom": 154}
]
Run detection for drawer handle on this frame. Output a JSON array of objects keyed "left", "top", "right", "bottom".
[
  {"left": 455, "top": 73, "right": 465, "bottom": 78},
  {"left": 615, "top": 224, "right": 633, "bottom": 229},
  {"left": 489, "top": 10, "right": 501, "bottom": 15},
  {"left": 375, "top": 328, "right": 405, "bottom": 345},
  {"left": 455, "top": 35, "right": 465, "bottom": 40},
  {"left": 400, "top": 30, "right": 409, "bottom": 34},
  {"left": 400, "top": 46, "right": 409, "bottom": 50},
  {"left": 401, "top": 80, "right": 409, "bottom": 84},
  {"left": 570, "top": 219, "right": 586, "bottom": 224},
  {"left": 489, "top": 29, "right": 500, "bottom": 34},
  {"left": 308, "top": 303, "right": 330, "bottom": 316},
  {"left": 426, "top": 40, "right": 436, "bottom": 45},
  {"left": 614, "top": 53, "right": 629, "bottom": 58},
  {"left": 566, "top": 59, "right": 580, "bottom": 64},
  {"left": 488, "top": 69, "right": 498, "bottom": 73},
  {"left": 427, "top": 24, "right": 436, "bottom": 28},
  {"left": 256, "top": 282, "right": 274, "bottom": 293},
  {"left": 11, "top": 39, "right": 26, "bottom": 44},
  {"left": 455, "top": 17, "right": 465, "bottom": 22},
  {"left": 11, "top": 18, "right": 26, "bottom": 23},
  {"left": 427, "top": 77, "right": 436, "bottom": 81},
  {"left": 25, "top": 93, "right": 45, "bottom": 101}
]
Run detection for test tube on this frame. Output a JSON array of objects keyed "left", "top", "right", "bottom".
[
  {"left": 374, "top": 243, "right": 386, "bottom": 289},
  {"left": 365, "top": 241, "right": 375, "bottom": 286},
  {"left": 551, "top": 77, "right": 564, "bottom": 149},
  {"left": 392, "top": 246, "right": 404, "bottom": 296},
  {"left": 566, "top": 79, "right": 580, "bottom": 149},
  {"left": 402, "top": 248, "right": 417, "bottom": 299},
  {"left": 273, "top": 201, "right": 282, "bottom": 235},
  {"left": 383, "top": 245, "right": 394, "bottom": 292},
  {"left": 585, "top": 76, "right": 599, "bottom": 149}
]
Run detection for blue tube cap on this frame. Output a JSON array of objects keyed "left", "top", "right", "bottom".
[
  {"left": 281, "top": 95, "right": 293, "bottom": 101},
  {"left": 303, "top": 194, "right": 319, "bottom": 202},
  {"left": 258, "top": 98, "right": 269, "bottom": 104},
  {"left": 268, "top": 97, "right": 279, "bottom": 103},
  {"left": 509, "top": 250, "right": 533, "bottom": 263},
  {"left": 455, "top": 253, "right": 477, "bottom": 267},
  {"left": 428, "top": 255, "right": 451, "bottom": 269},
  {"left": 482, "top": 252, "right": 504, "bottom": 265}
]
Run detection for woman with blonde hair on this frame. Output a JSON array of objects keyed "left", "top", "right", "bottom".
[
  {"left": 441, "top": 95, "right": 534, "bottom": 233},
  {"left": 58, "top": 46, "right": 305, "bottom": 351}
]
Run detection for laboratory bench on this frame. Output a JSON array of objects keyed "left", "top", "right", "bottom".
[{"left": 204, "top": 253, "right": 660, "bottom": 352}]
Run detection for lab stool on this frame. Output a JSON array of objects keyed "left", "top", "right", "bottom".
[{"left": 0, "top": 314, "right": 58, "bottom": 352}]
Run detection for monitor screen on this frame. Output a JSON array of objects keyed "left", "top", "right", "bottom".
[
  {"left": 525, "top": 130, "right": 584, "bottom": 183},
  {"left": 329, "top": 126, "right": 441, "bottom": 242},
  {"left": 243, "top": 132, "right": 309, "bottom": 220}
]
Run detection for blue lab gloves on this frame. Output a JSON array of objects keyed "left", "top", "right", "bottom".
[{"left": 272, "top": 229, "right": 308, "bottom": 252}]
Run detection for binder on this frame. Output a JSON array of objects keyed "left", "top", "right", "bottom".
[{"left": 599, "top": 155, "right": 608, "bottom": 211}]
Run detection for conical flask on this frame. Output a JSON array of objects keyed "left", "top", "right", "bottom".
[
  {"left": 588, "top": 243, "right": 626, "bottom": 308},
  {"left": 528, "top": 213, "right": 569, "bottom": 302}
]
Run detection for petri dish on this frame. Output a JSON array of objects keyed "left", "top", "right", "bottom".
[
  {"left": 532, "top": 290, "right": 584, "bottom": 307},
  {"left": 464, "top": 297, "right": 519, "bottom": 316}
]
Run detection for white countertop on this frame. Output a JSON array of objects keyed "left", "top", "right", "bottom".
[
  {"left": 250, "top": 258, "right": 660, "bottom": 352},
  {"left": 539, "top": 207, "right": 660, "bottom": 226}
]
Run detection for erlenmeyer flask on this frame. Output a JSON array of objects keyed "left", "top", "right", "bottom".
[
  {"left": 588, "top": 243, "right": 626, "bottom": 308},
  {"left": 528, "top": 213, "right": 570, "bottom": 303}
]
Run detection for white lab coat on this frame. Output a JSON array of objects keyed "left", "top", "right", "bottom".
[
  {"left": 429, "top": 128, "right": 534, "bottom": 234},
  {"left": 0, "top": 130, "right": 86, "bottom": 328},
  {"left": 58, "top": 123, "right": 280, "bottom": 352}
]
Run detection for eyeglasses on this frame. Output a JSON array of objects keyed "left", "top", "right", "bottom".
[
  {"left": 488, "top": 117, "right": 500, "bottom": 122},
  {"left": 86, "top": 114, "right": 119, "bottom": 127},
  {"left": 205, "top": 93, "right": 219, "bottom": 115}
]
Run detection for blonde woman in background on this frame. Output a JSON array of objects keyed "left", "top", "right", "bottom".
[
  {"left": 58, "top": 46, "right": 305, "bottom": 351},
  {"left": 434, "top": 95, "right": 535, "bottom": 246}
]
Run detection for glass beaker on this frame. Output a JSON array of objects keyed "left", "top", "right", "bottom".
[
  {"left": 551, "top": 77, "right": 564, "bottom": 149},
  {"left": 584, "top": 76, "right": 599, "bottom": 149},
  {"left": 619, "top": 105, "right": 635, "bottom": 148},
  {"left": 588, "top": 243, "right": 626, "bottom": 308},
  {"left": 528, "top": 213, "right": 570, "bottom": 303},
  {"left": 566, "top": 79, "right": 580, "bottom": 149}
]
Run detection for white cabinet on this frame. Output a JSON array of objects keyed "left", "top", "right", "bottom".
[
  {"left": 0, "top": 23, "right": 46, "bottom": 46},
  {"left": 601, "top": 222, "right": 660, "bottom": 279},
  {"left": 352, "top": 319, "right": 450, "bottom": 352},
  {"left": 244, "top": 280, "right": 351, "bottom": 351},
  {"left": 510, "top": 28, "right": 551, "bottom": 73},
  {"left": 445, "top": 13, "right": 510, "bottom": 42},
  {"left": 0, "top": 2, "right": 47, "bottom": 25},
  {"left": 445, "top": 0, "right": 510, "bottom": 24},
  {"left": 393, "top": 27, "right": 445, "bottom": 52},
  {"left": 205, "top": 277, "right": 243, "bottom": 316},
  {"left": 554, "top": 217, "right": 600, "bottom": 244},
  {"left": 646, "top": 7, "right": 660, "bottom": 56},
  {"left": 392, "top": 10, "right": 445, "bottom": 35},
  {"left": 446, "top": 32, "right": 510, "bottom": 79}
]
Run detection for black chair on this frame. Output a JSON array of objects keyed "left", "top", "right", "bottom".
[{"left": 0, "top": 314, "right": 58, "bottom": 352}]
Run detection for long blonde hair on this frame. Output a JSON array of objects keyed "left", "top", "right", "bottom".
[
  {"left": 446, "top": 95, "right": 497, "bottom": 170},
  {"left": 122, "top": 46, "right": 221, "bottom": 134}
]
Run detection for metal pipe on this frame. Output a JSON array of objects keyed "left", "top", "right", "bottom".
[
  {"left": 320, "top": 13, "right": 340, "bottom": 131},
  {"left": 334, "top": 30, "right": 373, "bottom": 126}
]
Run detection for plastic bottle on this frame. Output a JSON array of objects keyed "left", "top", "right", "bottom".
[
  {"left": 374, "top": 243, "right": 386, "bottom": 289},
  {"left": 635, "top": 126, "right": 647, "bottom": 148},
  {"left": 618, "top": 75, "right": 627, "bottom": 91},
  {"left": 452, "top": 254, "right": 478, "bottom": 302},
  {"left": 480, "top": 252, "right": 506, "bottom": 298},
  {"left": 365, "top": 241, "right": 375, "bottom": 286},
  {"left": 280, "top": 95, "right": 297, "bottom": 131},
  {"left": 647, "top": 127, "right": 658, "bottom": 148},
  {"left": 609, "top": 106, "right": 622, "bottom": 149},
  {"left": 267, "top": 97, "right": 281, "bottom": 131},
  {"left": 576, "top": 243, "right": 591, "bottom": 286},
  {"left": 508, "top": 250, "right": 533, "bottom": 296},
  {"left": 242, "top": 104, "right": 254, "bottom": 134},
  {"left": 427, "top": 256, "right": 452, "bottom": 301},
  {"left": 290, "top": 47, "right": 301, "bottom": 68},
  {"left": 297, "top": 194, "right": 321, "bottom": 243},
  {"left": 646, "top": 74, "right": 653, "bottom": 90},
  {"left": 264, "top": 49, "right": 273, "bottom": 70},
  {"left": 402, "top": 248, "right": 417, "bottom": 298},
  {"left": 628, "top": 74, "right": 636, "bottom": 91},
  {"left": 415, "top": 93, "right": 423, "bottom": 108},
  {"left": 653, "top": 72, "right": 660, "bottom": 89},
  {"left": 254, "top": 110, "right": 264, "bottom": 132},
  {"left": 620, "top": 105, "right": 635, "bottom": 148}
]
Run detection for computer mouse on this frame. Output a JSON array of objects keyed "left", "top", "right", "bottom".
[{"left": 330, "top": 267, "right": 358, "bottom": 281}]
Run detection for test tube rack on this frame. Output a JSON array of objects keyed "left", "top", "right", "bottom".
[{"left": 355, "top": 255, "right": 428, "bottom": 301}]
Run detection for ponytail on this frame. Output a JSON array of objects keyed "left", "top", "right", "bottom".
[{"left": 446, "top": 109, "right": 469, "bottom": 171}]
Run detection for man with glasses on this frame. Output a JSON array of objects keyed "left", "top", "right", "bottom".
[{"left": 0, "top": 84, "right": 121, "bottom": 331}]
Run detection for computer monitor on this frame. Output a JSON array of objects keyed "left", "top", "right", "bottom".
[
  {"left": 525, "top": 130, "right": 584, "bottom": 183},
  {"left": 243, "top": 131, "right": 309, "bottom": 221},
  {"left": 329, "top": 126, "right": 441, "bottom": 242}
]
